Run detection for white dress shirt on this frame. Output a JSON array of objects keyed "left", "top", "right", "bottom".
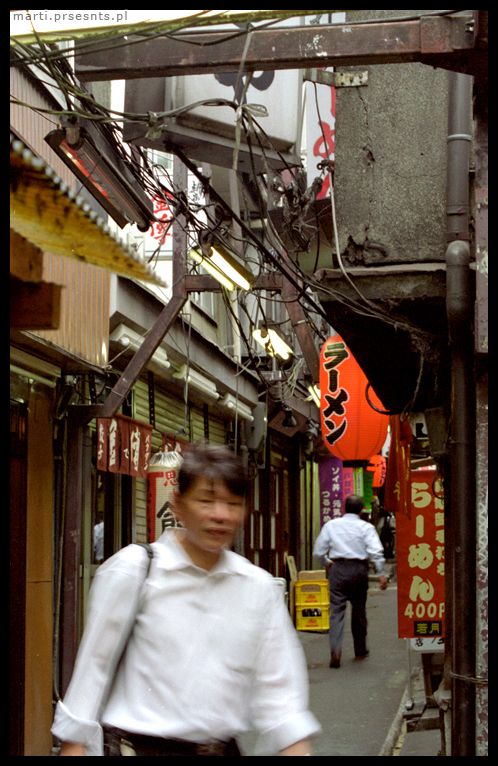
[
  {"left": 52, "top": 529, "right": 320, "bottom": 756},
  {"left": 313, "top": 513, "right": 386, "bottom": 574}
]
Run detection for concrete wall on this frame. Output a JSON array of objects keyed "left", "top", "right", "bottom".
[{"left": 335, "top": 10, "right": 450, "bottom": 266}]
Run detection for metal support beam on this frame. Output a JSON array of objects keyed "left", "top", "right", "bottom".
[
  {"left": 75, "top": 12, "right": 486, "bottom": 81},
  {"left": 98, "top": 157, "right": 189, "bottom": 418}
]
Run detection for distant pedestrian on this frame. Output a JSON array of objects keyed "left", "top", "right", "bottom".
[
  {"left": 92, "top": 515, "right": 104, "bottom": 563},
  {"left": 377, "top": 507, "right": 396, "bottom": 560},
  {"left": 52, "top": 443, "right": 321, "bottom": 756},
  {"left": 313, "top": 494, "right": 389, "bottom": 669}
]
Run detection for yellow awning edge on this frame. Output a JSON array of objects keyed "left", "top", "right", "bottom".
[{"left": 10, "top": 135, "right": 166, "bottom": 287}]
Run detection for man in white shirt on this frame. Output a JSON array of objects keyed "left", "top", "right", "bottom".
[
  {"left": 52, "top": 443, "right": 320, "bottom": 756},
  {"left": 313, "top": 494, "right": 389, "bottom": 669}
]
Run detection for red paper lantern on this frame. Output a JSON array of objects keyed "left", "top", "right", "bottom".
[
  {"left": 367, "top": 454, "right": 387, "bottom": 488},
  {"left": 319, "top": 333, "right": 388, "bottom": 461}
]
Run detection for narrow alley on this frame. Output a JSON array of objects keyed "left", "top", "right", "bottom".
[{"left": 239, "top": 580, "right": 442, "bottom": 757}]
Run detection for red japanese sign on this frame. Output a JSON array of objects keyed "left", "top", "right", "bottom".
[
  {"left": 96, "top": 415, "right": 153, "bottom": 479},
  {"left": 396, "top": 469, "right": 445, "bottom": 639},
  {"left": 150, "top": 193, "right": 174, "bottom": 244}
]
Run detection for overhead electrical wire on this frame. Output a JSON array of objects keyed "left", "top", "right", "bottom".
[{"left": 11, "top": 20, "right": 446, "bottom": 366}]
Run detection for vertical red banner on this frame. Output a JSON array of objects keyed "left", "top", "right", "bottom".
[
  {"left": 96, "top": 418, "right": 109, "bottom": 471},
  {"left": 384, "top": 415, "right": 413, "bottom": 516},
  {"left": 96, "top": 416, "right": 153, "bottom": 478},
  {"left": 119, "top": 419, "right": 131, "bottom": 475},
  {"left": 107, "top": 417, "right": 120, "bottom": 473},
  {"left": 396, "top": 468, "right": 445, "bottom": 638},
  {"left": 342, "top": 467, "right": 355, "bottom": 502}
]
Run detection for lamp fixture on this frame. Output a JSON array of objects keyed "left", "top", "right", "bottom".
[
  {"left": 306, "top": 383, "right": 321, "bottom": 408},
  {"left": 207, "top": 242, "right": 253, "bottom": 291},
  {"left": 45, "top": 125, "right": 154, "bottom": 232},
  {"left": 281, "top": 405, "right": 298, "bottom": 429},
  {"left": 172, "top": 364, "right": 220, "bottom": 401},
  {"left": 110, "top": 324, "right": 171, "bottom": 374},
  {"left": 252, "top": 326, "right": 294, "bottom": 361},
  {"left": 189, "top": 248, "right": 236, "bottom": 291},
  {"left": 189, "top": 241, "right": 253, "bottom": 291},
  {"left": 219, "top": 393, "right": 254, "bottom": 422}
]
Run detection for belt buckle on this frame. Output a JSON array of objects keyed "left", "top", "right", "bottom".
[{"left": 196, "top": 741, "right": 225, "bottom": 756}]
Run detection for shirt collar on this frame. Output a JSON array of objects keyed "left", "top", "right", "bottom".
[{"left": 154, "top": 528, "right": 248, "bottom": 576}]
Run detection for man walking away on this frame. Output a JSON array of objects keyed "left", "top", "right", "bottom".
[{"left": 313, "top": 494, "right": 389, "bottom": 669}]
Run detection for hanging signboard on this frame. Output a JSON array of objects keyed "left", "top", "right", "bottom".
[
  {"left": 97, "top": 415, "right": 152, "bottom": 478},
  {"left": 318, "top": 456, "right": 343, "bottom": 523},
  {"left": 397, "top": 468, "right": 445, "bottom": 639},
  {"left": 410, "top": 636, "right": 444, "bottom": 653}
]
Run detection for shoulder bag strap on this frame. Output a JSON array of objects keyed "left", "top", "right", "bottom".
[{"left": 137, "top": 542, "right": 154, "bottom": 577}]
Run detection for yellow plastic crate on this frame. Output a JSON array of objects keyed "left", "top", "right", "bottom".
[
  {"left": 296, "top": 605, "right": 330, "bottom": 632},
  {"left": 294, "top": 580, "right": 329, "bottom": 606},
  {"left": 297, "top": 570, "right": 327, "bottom": 581}
]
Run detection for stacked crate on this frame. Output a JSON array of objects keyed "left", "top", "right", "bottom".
[{"left": 294, "top": 574, "right": 329, "bottom": 632}]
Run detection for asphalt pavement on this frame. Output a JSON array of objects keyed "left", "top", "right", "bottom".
[{"left": 238, "top": 578, "right": 443, "bottom": 756}]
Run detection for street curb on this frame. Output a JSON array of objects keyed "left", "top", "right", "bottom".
[{"left": 378, "top": 685, "right": 410, "bottom": 756}]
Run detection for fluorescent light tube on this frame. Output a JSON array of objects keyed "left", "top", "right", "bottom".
[
  {"left": 307, "top": 384, "right": 321, "bottom": 408},
  {"left": 189, "top": 248, "right": 235, "bottom": 291},
  {"left": 209, "top": 246, "right": 252, "bottom": 291},
  {"left": 110, "top": 323, "right": 171, "bottom": 373},
  {"left": 220, "top": 393, "right": 254, "bottom": 421},
  {"left": 173, "top": 364, "right": 220, "bottom": 400}
]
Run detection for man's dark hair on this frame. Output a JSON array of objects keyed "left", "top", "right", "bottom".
[
  {"left": 344, "top": 495, "right": 364, "bottom": 515},
  {"left": 178, "top": 443, "right": 249, "bottom": 498}
]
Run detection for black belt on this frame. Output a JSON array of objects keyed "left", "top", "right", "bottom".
[
  {"left": 103, "top": 726, "right": 242, "bottom": 757},
  {"left": 331, "top": 558, "right": 369, "bottom": 568}
]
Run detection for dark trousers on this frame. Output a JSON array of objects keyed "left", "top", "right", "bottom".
[{"left": 328, "top": 559, "right": 369, "bottom": 658}]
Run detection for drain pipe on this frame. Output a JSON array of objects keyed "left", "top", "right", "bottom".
[{"left": 445, "top": 71, "right": 476, "bottom": 757}]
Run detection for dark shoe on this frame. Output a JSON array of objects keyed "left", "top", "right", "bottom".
[
  {"left": 329, "top": 652, "right": 341, "bottom": 668},
  {"left": 355, "top": 650, "right": 370, "bottom": 660}
]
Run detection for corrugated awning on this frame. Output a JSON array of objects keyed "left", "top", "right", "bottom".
[{"left": 10, "top": 135, "right": 165, "bottom": 286}]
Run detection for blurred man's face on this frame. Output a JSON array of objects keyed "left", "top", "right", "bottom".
[{"left": 174, "top": 477, "right": 246, "bottom": 569}]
